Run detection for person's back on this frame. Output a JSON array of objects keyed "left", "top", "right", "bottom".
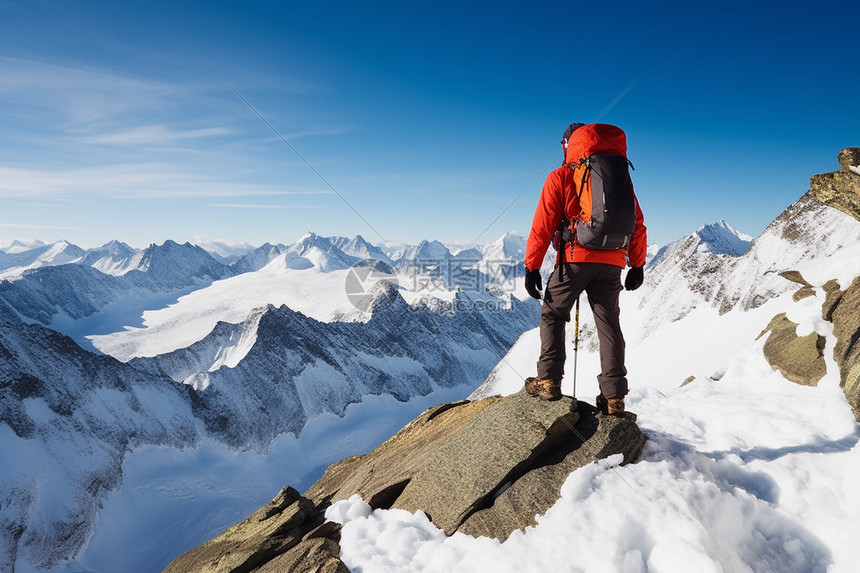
[{"left": 523, "top": 123, "right": 647, "bottom": 415}]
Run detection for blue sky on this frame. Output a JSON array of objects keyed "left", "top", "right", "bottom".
[{"left": 1, "top": 0, "right": 858, "bottom": 249}]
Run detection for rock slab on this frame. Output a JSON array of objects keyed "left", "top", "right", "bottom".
[
  {"left": 165, "top": 390, "right": 646, "bottom": 571},
  {"left": 308, "top": 390, "right": 645, "bottom": 541}
]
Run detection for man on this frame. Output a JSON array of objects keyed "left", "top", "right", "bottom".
[{"left": 523, "top": 122, "right": 647, "bottom": 415}]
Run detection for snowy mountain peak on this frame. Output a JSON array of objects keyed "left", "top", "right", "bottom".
[
  {"left": 285, "top": 233, "right": 360, "bottom": 272},
  {"left": 294, "top": 231, "right": 325, "bottom": 247},
  {"left": 231, "top": 243, "right": 286, "bottom": 274},
  {"left": 483, "top": 232, "right": 526, "bottom": 261},
  {"left": 100, "top": 239, "right": 134, "bottom": 251},
  {"left": 331, "top": 235, "right": 393, "bottom": 265},
  {"left": 41, "top": 240, "right": 87, "bottom": 262},
  {"left": 690, "top": 220, "right": 752, "bottom": 256},
  {"left": 363, "top": 279, "right": 408, "bottom": 316},
  {"left": 292, "top": 232, "right": 335, "bottom": 254},
  {"left": 0, "top": 237, "right": 47, "bottom": 254},
  {"left": 84, "top": 240, "right": 137, "bottom": 274},
  {"left": 399, "top": 239, "right": 452, "bottom": 263},
  {"left": 117, "top": 240, "right": 232, "bottom": 286},
  {"left": 0, "top": 239, "right": 87, "bottom": 279},
  {"left": 451, "top": 246, "right": 483, "bottom": 261},
  {"left": 645, "top": 243, "right": 661, "bottom": 263}
]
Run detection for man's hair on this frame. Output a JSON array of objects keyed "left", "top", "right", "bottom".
[{"left": 561, "top": 123, "right": 587, "bottom": 146}]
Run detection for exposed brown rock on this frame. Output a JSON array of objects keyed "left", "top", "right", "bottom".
[
  {"left": 779, "top": 270, "right": 812, "bottom": 287},
  {"left": 809, "top": 148, "right": 860, "bottom": 223},
  {"left": 255, "top": 538, "right": 349, "bottom": 573},
  {"left": 305, "top": 398, "right": 497, "bottom": 509},
  {"left": 837, "top": 148, "right": 860, "bottom": 172},
  {"left": 759, "top": 313, "right": 827, "bottom": 387},
  {"left": 802, "top": 148, "right": 860, "bottom": 420},
  {"left": 793, "top": 286, "right": 816, "bottom": 302},
  {"left": 165, "top": 391, "right": 646, "bottom": 571},
  {"left": 457, "top": 412, "right": 643, "bottom": 540},
  {"left": 777, "top": 270, "right": 816, "bottom": 301},
  {"left": 163, "top": 487, "right": 344, "bottom": 573},
  {"left": 310, "top": 390, "right": 645, "bottom": 539},
  {"left": 828, "top": 276, "right": 860, "bottom": 421},
  {"left": 822, "top": 279, "right": 844, "bottom": 321},
  {"left": 166, "top": 391, "right": 645, "bottom": 573},
  {"left": 392, "top": 391, "right": 581, "bottom": 534}
]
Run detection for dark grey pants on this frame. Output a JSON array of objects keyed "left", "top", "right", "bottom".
[{"left": 537, "top": 262, "right": 628, "bottom": 398}]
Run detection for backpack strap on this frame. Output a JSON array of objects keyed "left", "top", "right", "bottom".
[{"left": 577, "top": 156, "right": 590, "bottom": 202}]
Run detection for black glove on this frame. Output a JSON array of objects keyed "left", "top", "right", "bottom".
[
  {"left": 525, "top": 269, "right": 543, "bottom": 300},
  {"left": 624, "top": 266, "right": 644, "bottom": 291}
]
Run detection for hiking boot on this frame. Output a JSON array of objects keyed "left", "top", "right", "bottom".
[
  {"left": 524, "top": 377, "right": 562, "bottom": 401},
  {"left": 606, "top": 397, "right": 625, "bottom": 415},
  {"left": 596, "top": 394, "right": 636, "bottom": 420},
  {"left": 596, "top": 394, "right": 624, "bottom": 414}
]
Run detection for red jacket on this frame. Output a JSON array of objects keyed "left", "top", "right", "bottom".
[{"left": 525, "top": 164, "right": 647, "bottom": 271}]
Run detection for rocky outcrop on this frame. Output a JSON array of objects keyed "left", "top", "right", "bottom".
[
  {"left": 809, "top": 149, "right": 860, "bottom": 420},
  {"left": 165, "top": 390, "right": 646, "bottom": 572},
  {"left": 307, "top": 390, "right": 644, "bottom": 540},
  {"left": 759, "top": 148, "right": 860, "bottom": 419},
  {"left": 760, "top": 271, "right": 860, "bottom": 420},
  {"left": 828, "top": 276, "right": 860, "bottom": 421},
  {"left": 758, "top": 312, "right": 827, "bottom": 386},
  {"left": 162, "top": 487, "right": 347, "bottom": 573},
  {"left": 809, "top": 147, "right": 860, "bottom": 222}
]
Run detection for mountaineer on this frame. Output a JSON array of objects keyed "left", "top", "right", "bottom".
[{"left": 523, "top": 123, "right": 647, "bottom": 416}]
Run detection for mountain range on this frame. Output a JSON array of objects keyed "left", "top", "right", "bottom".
[
  {"left": 0, "top": 230, "right": 542, "bottom": 571},
  {"left": 4, "top": 190, "right": 853, "bottom": 572}
]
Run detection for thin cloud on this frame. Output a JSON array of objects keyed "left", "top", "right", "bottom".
[
  {"left": 80, "top": 125, "right": 233, "bottom": 146},
  {"left": 211, "top": 203, "right": 325, "bottom": 209},
  {"left": 0, "top": 164, "right": 334, "bottom": 199},
  {"left": 0, "top": 57, "right": 333, "bottom": 131},
  {"left": 279, "top": 126, "right": 359, "bottom": 140},
  {"left": 0, "top": 56, "right": 183, "bottom": 126},
  {"left": 0, "top": 222, "right": 84, "bottom": 230}
]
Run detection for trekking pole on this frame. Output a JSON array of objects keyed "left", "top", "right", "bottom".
[{"left": 572, "top": 294, "right": 580, "bottom": 398}]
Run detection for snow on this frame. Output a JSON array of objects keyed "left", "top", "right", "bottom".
[
  {"left": 326, "top": 232, "right": 860, "bottom": 573},
  {"left": 796, "top": 241, "right": 860, "bottom": 291},
  {"left": 86, "top": 262, "right": 360, "bottom": 359}
]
